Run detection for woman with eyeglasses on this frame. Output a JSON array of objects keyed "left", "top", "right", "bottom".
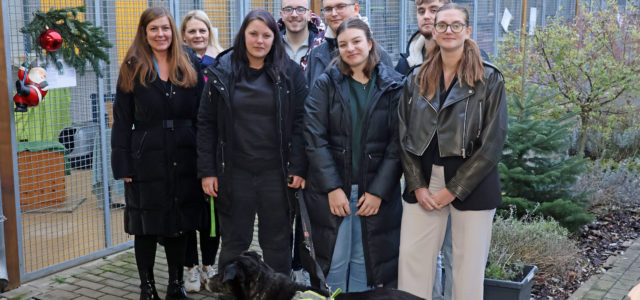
[
  {"left": 304, "top": 18, "right": 403, "bottom": 292},
  {"left": 197, "top": 9, "right": 307, "bottom": 275},
  {"left": 397, "top": 3, "right": 507, "bottom": 299}
]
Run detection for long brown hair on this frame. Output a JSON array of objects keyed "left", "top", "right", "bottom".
[
  {"left": 117, "top": 7, "right": 198, "bottom": 93},
  {"left": 334, "top": 18, "right": 379, "bottom": 78},
  {"left": 417, "top": 3, "right": 484, "bottom": 100}
]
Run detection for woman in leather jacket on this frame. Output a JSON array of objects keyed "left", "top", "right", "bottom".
[
  {"left": 397, "top": 4, "right": 507, "bottom": 299},
  {"left": 197, "top": 9, "right": 307, "bottom": 276},
  {"left": 304, "top": 18, "right": 404, "bottom": 292}
]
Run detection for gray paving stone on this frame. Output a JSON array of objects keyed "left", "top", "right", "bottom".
[
  {"left": 54, "top": 283, "right": 81, "bottom": 292},
  {"left": 74, "top": 279, "right": 106, "bottom": 290},
  {"left": 74, "top": 287, "right": 106, "bottom": 298},
  {"left": 99, "top": 286, "right": 129, "bottom": 297},
  {"left": 122, "top": 293, "right": 140, "bottom": 300},
  {"left": 97, "top": 295, "right": 123, "bottom": 300},
  {"left": 101, "top": 278, "right": 129, "bottom": 289},
  {"left": 593, "top": 279, "right": 616, "bottom": 290},
  {"left": 73, "top": 296, "right": 95, "bottom": 300},
  {"left": 46, "top": 289, "right": 81, "bottom": 299},
  {"left": 77, "top": 273, "right": 105, "bottom": 283}
]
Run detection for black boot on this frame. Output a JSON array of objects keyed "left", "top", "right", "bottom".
[
  {"left": 166, "top": 264, "right": 192, "bottom": 300},
  {"left": 165, "top": 280, "right": 192, "bottom": 300},
  {"left": 139, "top": 269, "right": 160, "bottom": 300}
]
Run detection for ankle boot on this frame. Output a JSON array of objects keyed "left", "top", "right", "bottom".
[
  {"left": 166, "top": 263, "right": 192, "bottom": 300},
  {"left": 165, "top": 280, "right": 192, "bottom": 300},
  {"left": 139, "top": 269, "right": 160, "bottom": 300}
]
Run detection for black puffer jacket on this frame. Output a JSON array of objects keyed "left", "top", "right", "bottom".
[
  {"left": 111, "top": 55, "right": 206, "bottom": 236},
  {"left": 305, "top": 37, "right": 394, "bottom": 89},
  {"left": 398, "top": 62, "right": 507, "bottom": 210},
  {"left": 197, "top": 49, "right": 308, "bottom": 216},
  {"left": 303, "top": 63, "right": 404, "bottom": 287}
]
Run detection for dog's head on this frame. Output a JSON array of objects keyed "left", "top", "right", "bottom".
[{"left": 207, "top": 251, "right": 274, "bottom": 299}]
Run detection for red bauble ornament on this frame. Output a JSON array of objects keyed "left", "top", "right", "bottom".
[{"left": 39, "top": 29, "right": 63, "bottom": 52}]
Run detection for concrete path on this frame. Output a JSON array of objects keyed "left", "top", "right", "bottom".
[{"left": 569, "top": 236, "right": 640, "bottom": 300}]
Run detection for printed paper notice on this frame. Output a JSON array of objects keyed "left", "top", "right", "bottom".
[
  {"left": 529, "top": 7, "right": 538, "bottom": 35},
  {"left": 501, "top": 8, "right": 513, "bottom": 32},
  {"left": 45, "top": 61, "right": 77, "bottom": 89}
]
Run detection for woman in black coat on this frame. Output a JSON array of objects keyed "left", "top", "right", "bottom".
[
  {"left": 111, "top": 7, "right": 204, "bottom": 300},
  {"left": 303, "top": 18, "right": 404, "bottom": 292},
  {"left": 197, "top": 9, "right": 307, "bottom": 275}
]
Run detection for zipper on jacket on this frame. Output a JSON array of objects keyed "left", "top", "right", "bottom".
[
  {"left": 135, "top": 131, "right": 148, "bottom": 158},
  {"left": 220, "top": 140, "right": 225, "bottom": 174},
  {"left": 477, "top": 99, "right": 483, "bottom": 139},
  {"left": 462, "top": 99, "right": 470, "bottom": 159}
]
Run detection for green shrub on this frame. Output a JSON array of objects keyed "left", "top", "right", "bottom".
[
  {"left": 538, "top": 199, "right": 594, "bottom": 232},
  {"left": 488, "top": 214, "right": 579, "bottom": 280}
]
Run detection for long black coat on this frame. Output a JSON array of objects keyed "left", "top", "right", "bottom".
[
  {"left": 303, "top": 63, "right": 404, "bottom": 287},
  {"left": 111, "top": 59, "right": 205, "bottom": 236},
  {"left": 196, "top": 49, "right": 308, "bottom": 217}
]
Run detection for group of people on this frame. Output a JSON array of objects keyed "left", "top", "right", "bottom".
[{"left": 110, "top": 1, "right": 507, "bottom": 300}]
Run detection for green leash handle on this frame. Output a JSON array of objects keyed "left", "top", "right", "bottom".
[{"left": 209, "top": 196, "right": 216, "bottom": 237}]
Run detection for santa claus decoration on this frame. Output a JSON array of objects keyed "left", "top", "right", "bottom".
[{"left": 13, "top": 63, "right": 49, "bottom": 112}]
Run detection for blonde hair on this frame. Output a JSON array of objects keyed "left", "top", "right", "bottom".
[
  {"left": 118, "top": 7, "right": 198, "bottom": 92},
  {"left": 180, "top": 10, "right": 224, "bottom": 53}
]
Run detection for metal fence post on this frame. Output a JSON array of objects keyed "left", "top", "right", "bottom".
[
  {"left": 472, "top": 0, "right": 478, "bottom": 41},
  {"left": 0, "top": 0, "right": 23, "bottom": 288},
  {"left": 399, "top": 0, "right": 407, "bottom": 57},
  {"left": 94, "top": 0, "right": 112, "bottom": 248},
  {"left": 493, "top": 0, "right": 500, "bottom": 56}
]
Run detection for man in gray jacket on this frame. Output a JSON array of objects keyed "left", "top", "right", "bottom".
[{"left": 305, "top": 0, "right": 393, "bottom": 88}]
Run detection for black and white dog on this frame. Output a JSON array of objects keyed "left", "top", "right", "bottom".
[{"left": 207, "top": 251, "right": 424, "bottom": 300}]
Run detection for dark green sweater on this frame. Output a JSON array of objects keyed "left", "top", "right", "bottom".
[{"left": 347, "top": 71, "right": 377, "bottom": 183}]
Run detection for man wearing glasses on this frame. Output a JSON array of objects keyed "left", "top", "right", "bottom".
[
  {"left": 278, "top": 0, "right": 326, "bottom": 71},
  {"left": 305, "top": 0, "right": 393, "bottom": 87}
]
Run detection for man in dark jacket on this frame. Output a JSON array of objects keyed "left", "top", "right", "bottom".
[
  {"left": 305, "top": 0, "right": 393, "bottom": 88},
  {"left": 278, "top": 0, "right": 326, "bottom": 70},
  {"left": 395, "top": 0, "right": 450, "bottom": 75},
  {"left": 277, "top": 0, "right": 326, "bottom": 285}
]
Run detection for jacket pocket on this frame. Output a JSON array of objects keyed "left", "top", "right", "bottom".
[{"left": 133, "top": 131, "right": 148, "bottom": 159}]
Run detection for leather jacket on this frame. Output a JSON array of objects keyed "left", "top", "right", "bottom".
[{"left": 398, "top": 62, "right": 507, "bottom": 209}]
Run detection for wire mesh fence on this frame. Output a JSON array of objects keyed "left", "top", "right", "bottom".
[{"left": 5, "top": 0, "right": 628, "bottom": 279}]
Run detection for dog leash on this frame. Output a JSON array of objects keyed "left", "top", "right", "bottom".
[{"left": 295, "top": 189, "right": 332, "bottom": 294}]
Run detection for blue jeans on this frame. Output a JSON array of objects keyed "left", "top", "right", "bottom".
[
  {"left": 326, "top": 185, "right": 369, "bottom": 293},
  {"left": 433, "top": 215, "right": 453, "bottom": 300}
]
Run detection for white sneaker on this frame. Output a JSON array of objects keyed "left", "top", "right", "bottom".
[
  {"left": 291, "top": 269, "right": 311, "bottom": 286},
  {"left": 184, "top": 266, "right": 201, "bottom": 292},
  {"left": 201, "top": 265, "right": 216, "bottom": 292}
]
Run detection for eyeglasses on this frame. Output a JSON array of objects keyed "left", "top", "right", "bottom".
[
  {"left": 321, "top": 3, "right": 356, "bottom": 15},
  {"left": 434, "top": 22, "right": 467, "bottom": 33},
  {"left": 282, "top": 6, "right": 309, "bottom": 15}
]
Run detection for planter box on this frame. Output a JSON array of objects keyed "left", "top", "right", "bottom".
[{"left": 484, "top": 264, "right": 538, "bottom": 300}]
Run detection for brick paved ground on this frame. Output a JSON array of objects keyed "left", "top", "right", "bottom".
[
  {"left": 2, "top": 234, "right": 640, "bottom": 299},
  {"left": 569, "top": 236, "right": 640, "bottom": 300},
  {"left": 0, "top": 229, "right": 261, "bottom": 300}
]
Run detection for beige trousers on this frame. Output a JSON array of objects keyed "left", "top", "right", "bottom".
[{"left": 398, "top": 165, "right": 495, "bottom": 300}]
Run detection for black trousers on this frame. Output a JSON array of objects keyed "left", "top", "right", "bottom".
[
  {"left": 217, "top": 167, "right": 292, "bottom": 275},
  {"left": 135, "top": 234, "right": 186, "bottom": 282},
  {"left": 185, "top": 205, "right": 220, "bottom": 267}
]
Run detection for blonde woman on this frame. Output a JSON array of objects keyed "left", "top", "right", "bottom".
[{"left": 180, "top": 10, "right": 224, "bottom": 69}]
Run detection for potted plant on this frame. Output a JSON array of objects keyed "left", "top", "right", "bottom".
[{"left": 484, "top": 247, "right": 538, "bottom": 300}]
